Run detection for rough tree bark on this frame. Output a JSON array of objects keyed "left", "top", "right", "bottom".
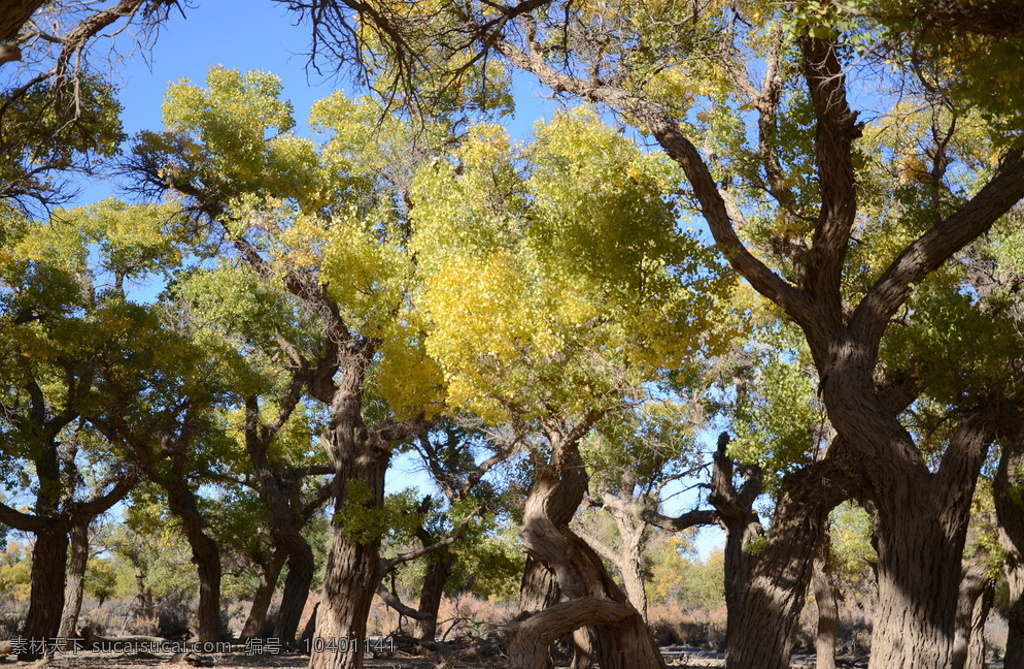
[
  {"left": 512, "top": 421, "right": 666, "bottom": 669},
  {"left": 58, "top": 516, "right": 91, "bottom": 639},
  {"left": 720, "top": 464, "right": 833, "bottom": 669},
  {"left": 309, "top": 436, "right": 388, "bottom": 669},
  {"left": 21, "top": 527, "right": 70, "bottom": 654},
  {"left": 951, "top": 548, "right": 994, "bottom": 669},
  {"left": 239, "top": 547, "right": 288, "bottom": 641},
  {"left": 995, "top": 439, "right": 1024, "bottom": 669},
  {"left": 307, "top": 347, "right": 423, "bottom": 669},
  {"left": 812, "top": 533, "right": 840, "bottom": 669}
]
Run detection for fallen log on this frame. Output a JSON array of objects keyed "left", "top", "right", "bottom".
[{"left": 79, "top": 626, "right": 171, "bottom": 650}]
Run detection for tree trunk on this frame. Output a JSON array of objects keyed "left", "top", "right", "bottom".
[
  {"left": 609, "top": 510, "right": 649, "bottom": 623},
  {"left": 308, "top": 416, "right": 390, "bottom": 669},
  {"left": 951, "top": 558, "right": 993, "bottom": 669},
  {"left": 812, "top": 533, "right": 840, "bottom": 669},
  {"left": 723, "top": 460, "right": 838, "bottom": 669},
  {"left": 240, "top": 547, "right": 288, "bottom": 641},
  {"left": 512, "top": 428, "right": 665, "bottom": 669},
  {"left": 817, "top": 361, "right": 993, "bottom": 669},
  {"left": 995, "top": 440, "right": 1024, "bottom": 669},
  {"left": 412, "top": 549, "right": 454, "bottom": 641},
  {"left": 164, "top": 481, "right": 222, "bottom": 643},
  {"left": 274, "top": 540, "right": 315, "bottom": 644},
  {"left": 869, "top": 500, "right": 963, "bottom": 669},
  {"left": 58, "top": 516, "right": 90, "bottom": 639},
  {"left": 21, "top": 525, "right": 68, "bottom": 658}
]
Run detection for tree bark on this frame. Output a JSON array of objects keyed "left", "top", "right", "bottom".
[
  {"left": 275, "top": 542, "right": 315, "bottom": 644},
  {"left": 58, "top": 516, "right": 90, "bottom": 639},
  {"left": 513, "top": 425, "right": 666, "bottom": 669},
  {"left": 812, "top": 533, "right": 840, "bottom": 669},
  {"left": 411, "top": 549, "right": 454, "bottom": 641},
  {"left": 240, "top": 546, "right": 288, "bottom": 641},
  {"left": 0, "top": 0, "right": 47, "bottom": 42},
  {"left": 723, "top": 458, "right": 844, "bottom": 669},
  {"left": 20, "top": 526, "right": 69, "bottom": 657},
  {"left": 995, "top": 440, "right": 1024, "bottom": 669},
  {"left": 164, "top": 480, "right": 222, "bottom": 643},
  {"left": 951, "top": 551, "right": 993, "bottom": 669},
  {"left": 307, "top": 365, "right": 398, "bottom": 669}
]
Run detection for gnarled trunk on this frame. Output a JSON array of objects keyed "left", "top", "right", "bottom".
[
  {"left": 512, "top": 427, "right": 665, "bottom": 669},
  {"left": 240, "top": 547, "right": 288, "bottom": 641},
  {"left": 275, "top": 540, "right": 315, "bottom": 644},
  {"left": 308, "top": 409, "right": 391, "bottom": 669},
  {"left": 723, "top": 475, "right": 831, "bottom": 669}
]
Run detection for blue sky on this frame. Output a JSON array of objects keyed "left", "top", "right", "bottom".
[{"left": 107, "top": 2, "right": 556, "bottom": 148}]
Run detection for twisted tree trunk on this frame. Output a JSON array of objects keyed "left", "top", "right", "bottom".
[{"left": 511, "top": 424, "right": 665, "bottom": 669}]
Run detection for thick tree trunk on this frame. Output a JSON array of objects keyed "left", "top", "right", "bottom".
[
  {"left": 58, "top": 517, "right": 90, "bottom": 639},
  {"left": 812, "top": 534, "right": 840, "bottom": 669},
  {"left": 950, "top": 553, "right": 993, "bottom": 669},
  {"left": 411, "top": 550, "right": 454, "bottom": 641},
  {"left": 275, "top": 541, "right": 315, "bottom": 644},
  {"left": 513, "top": 429, "right": 665, "bottom": 669},
  {"left": 995, "top": 440, "right": 1024, "bottom": 669},
  {"left": 869, "top": 501, "right": 963, "bottom": 669},
  {"left": 240, "top": 547, "right": 288, "bottom": 641},
  {"left": 721, "top": 448, "right": 850, "bottom": 669},
  {"left": 815, "top": 355, "right": 993, "bottom": 669},
  {"left": 21, "top": 526, "right": 68, "bottom": 657},
  {"left": 308, "top": 416, "right": 390, "bottom": 669}
]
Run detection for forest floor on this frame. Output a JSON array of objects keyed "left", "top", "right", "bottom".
[{"left": 0, "top": 647, "right": 882, "bottom": 668}]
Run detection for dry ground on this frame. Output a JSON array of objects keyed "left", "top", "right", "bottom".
[{"left": 0, "top": 648, "right": 739, "bottom": 668}]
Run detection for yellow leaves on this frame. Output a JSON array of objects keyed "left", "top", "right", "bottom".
[
  {"left": 320, "top": 212, "right": 409, "bottom": 334},
  {"left": 423, "top": 251, "right": 573, "bottom": 422},
  {"left": 373, "top": 324, "right": 446, "bottom": 420}
]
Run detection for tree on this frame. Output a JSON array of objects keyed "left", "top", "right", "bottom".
[
  {"left": 1, "top": 0, "right": 183, "bottom": 209},
  {"left": 0, "top": 207, "right": 197, "bottom": 653},
  {"left": 374, "top": 420, "right": 520, "bottom": 642},
  {"left": 411, "top": 110, "right": 731, "bottom": 668},
  {"left": 287, "top": 4, "right": 1024, "bottom": 668},
  {"left": 168, "top": 262, "right": 335, "bottom": 644},
  {"left": 125, "top": 68, "right": 446, "bottom": 669}
]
